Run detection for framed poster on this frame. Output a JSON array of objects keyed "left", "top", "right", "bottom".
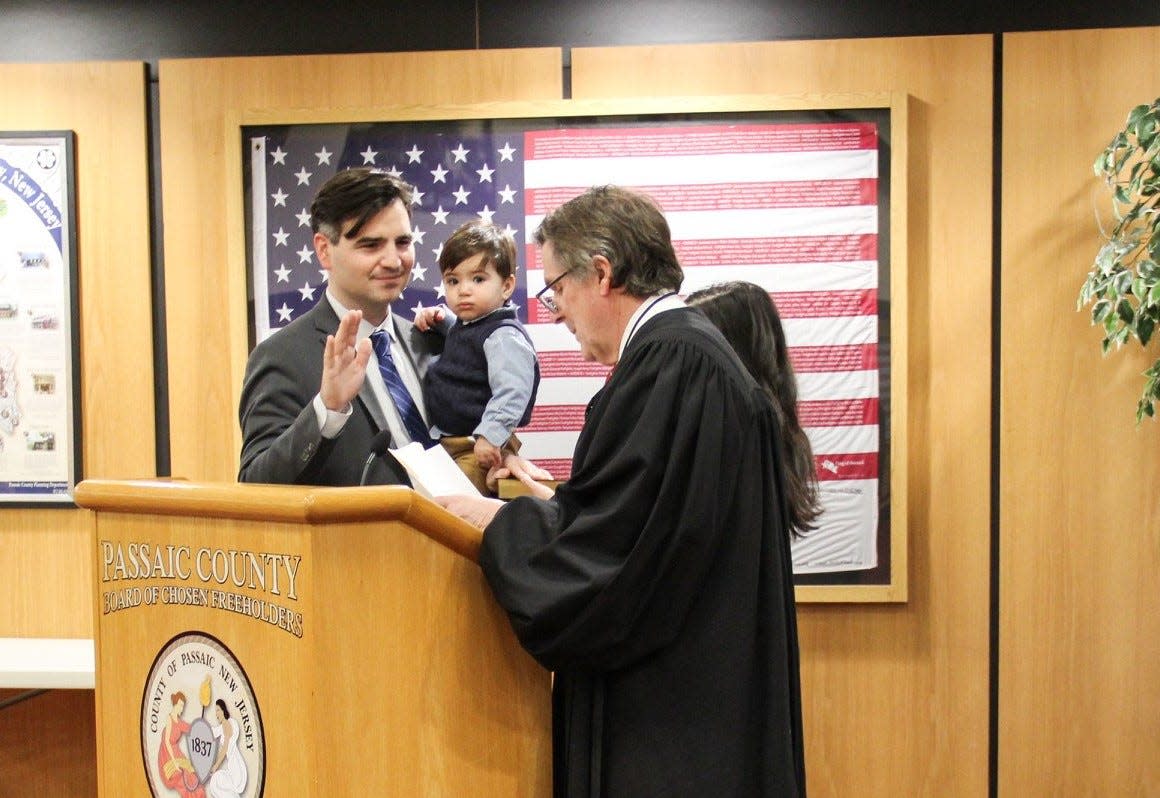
[
  {"left": 0, "top": 131, "right": 81, "bottom": 505},
  {"left": 235, "top": 95, "right": 907, "bottom": 601}
]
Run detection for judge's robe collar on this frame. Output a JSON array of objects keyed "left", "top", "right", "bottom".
[
  {"left": 616, "top": 291, "right": 684, "bottom": 361},
  {"left": 602, "top": 291, "right": 683, "bottom": 385}
]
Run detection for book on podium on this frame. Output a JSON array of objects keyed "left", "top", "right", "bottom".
[{"left": 387, "top": 441, "right": 480, "bottom": 499}]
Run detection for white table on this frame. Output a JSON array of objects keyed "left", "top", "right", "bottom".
[{"left": 0, "top": 637, "right": 95, "bottom": 692}]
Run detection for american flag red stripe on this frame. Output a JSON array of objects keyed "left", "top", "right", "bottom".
[
  {"left": 770, "top": 289, "right": 877, "bottom": 318},
  {"left": 525, "top": 122, "right": 878, "bottom": 159},
  {"left": 673, "top": 234, "right": 878, "bottom": 266},
  {"left": 527, "top": 179, "right": 877, "bottom": 213},
  {"left": 522, "top": 404, "right": 588, "bottom": 432},
  {"left": 789, "top": 344, "right": 879, "bottom": 374},
  {"left": 798, "top": 398, "right": 880, "bottom": 427},
  {"left": 525, "top": 458, "right": 575, "bottom": 479},
  {"left": 529, "top": 235, "right": 875, "bottom": 268},
  {"left": 527, "top": 306, "right": 558, "bottom": 325},
  {"left": 535, "top": 351, "right": 612, "bottom": 378}
]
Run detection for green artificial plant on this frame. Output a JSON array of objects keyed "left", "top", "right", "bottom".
[{"left": 1078, "top": 96, "right": 1160, "bottom": 422}]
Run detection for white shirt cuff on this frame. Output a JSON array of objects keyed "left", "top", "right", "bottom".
[{"left": 313, "top": 393, "right": 352, "bottom": 439}]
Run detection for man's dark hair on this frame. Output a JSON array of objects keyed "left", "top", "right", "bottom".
[
  {"left": 438, "top": 221, "right": 518, "bottom": 279},
  {"left": 310, "top": 168, "right": 414, "bottom": 243},
  {"left": 533, "top": 185, "right": 683, "bottom": 298}
]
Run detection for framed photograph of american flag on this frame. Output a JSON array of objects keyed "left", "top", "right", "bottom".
[
  {"left": 236, "top": 94, "right": 908, "bottom": 602},
  {"left": 0, "top": 130, "right": 81, "bottom": 506}
]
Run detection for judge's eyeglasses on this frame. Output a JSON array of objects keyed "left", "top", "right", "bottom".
[{"left": 535, "top": 267, "right": 575, "bottom": 314}]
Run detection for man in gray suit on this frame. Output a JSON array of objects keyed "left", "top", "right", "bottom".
[{"left": 238, "top": 169, "right": 441, "bottom": 486}]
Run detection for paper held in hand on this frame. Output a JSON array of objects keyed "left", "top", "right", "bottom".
[{"left": 388, "top": 442, "right": 481, "bottom": 499}]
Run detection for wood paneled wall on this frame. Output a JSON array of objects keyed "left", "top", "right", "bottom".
[
  {"left": 158, "top": 49, "right": 563, "bottom": 483},
  {"left": 1000, "top": 27, "right": 1160, "bottom": 796},
  {"left": 5, "top": 27, "right": 1160, "bottom": 798},
  {"left": 0, "top": 60, "right": 154, "bottom": 798},
  {"left": 0, "top": 60, "right": 155, "bottom": 630},
  {"left": 571, "top": 37, "right": 994, "bottom": 796}
]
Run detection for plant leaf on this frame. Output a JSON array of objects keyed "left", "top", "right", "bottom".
[
  {"left": 1113, "top": 269, "right": 1133, "bottom": 296},
  {"left": 1138, "top": 114, "right": 1158, "bottom": 151},
  {"left": 1127, "top": 103, "right": 1150, "bottom": 129},
  {"left": 1117, "top": 298, "right": 1135, "bottom": 324},
  {"left": 1137, "top": 314, "right": 1155, "bottom": 346},
  {"left": 1136, "top": 398, "right": 1153, "bottom": 424},
  {"left": 1091, "top": 298, "right": 1112, "bottom": 323}
]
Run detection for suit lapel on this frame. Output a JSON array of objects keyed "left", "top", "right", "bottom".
[{"left": 391, "top": 314, "right": 429, "bottom": 379}]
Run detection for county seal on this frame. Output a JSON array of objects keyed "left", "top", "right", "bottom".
[{"left": 140, "top": 632, "right": 265, "bottom": 797}]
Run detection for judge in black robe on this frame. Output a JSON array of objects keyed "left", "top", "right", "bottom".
[{"left": 438, "top": 186, "right": 806, "bottom": 798}]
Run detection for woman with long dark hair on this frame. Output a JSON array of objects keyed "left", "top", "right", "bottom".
[{"left": 687, "top": 281, "right": 821, "bottom": 534}]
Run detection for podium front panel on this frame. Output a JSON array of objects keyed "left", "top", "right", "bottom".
[{"left": 89, "top": 493, "right": 550, "bottom": 796}]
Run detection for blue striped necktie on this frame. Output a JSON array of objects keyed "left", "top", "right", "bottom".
[{"left": 369, "top": 329, "right": 432, "bottom": 448}]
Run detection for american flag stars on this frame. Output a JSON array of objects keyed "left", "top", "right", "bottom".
[{"left": 249, "top": 124, "right": 529, "bottom": 338}]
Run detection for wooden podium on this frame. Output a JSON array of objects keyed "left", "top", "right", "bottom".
[{"left": 75, "top": 479, "right": 551, "bottom": 797}]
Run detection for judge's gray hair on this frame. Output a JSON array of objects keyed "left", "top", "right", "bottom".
[{"left": 534, "top": 186, "right": 683, "bottom": 298}]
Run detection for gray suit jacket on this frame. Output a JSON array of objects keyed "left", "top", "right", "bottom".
[{"left": 238, "top": 298, "right": 442, "bottom": 486}]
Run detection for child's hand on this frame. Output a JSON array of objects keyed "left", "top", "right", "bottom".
[
  {"left": 413, "top": 305, "right": 445, "bottom": 332},
  {"left": 473, "top": 436, "right": 503, "bottom": 470}
]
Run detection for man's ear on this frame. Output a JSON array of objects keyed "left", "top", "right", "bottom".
[
  {"left": 314, "top": 232, "right": 333, "bottom": 271},
  {"left": 591, "top": 255, "right": 613, "bottom": 296}
]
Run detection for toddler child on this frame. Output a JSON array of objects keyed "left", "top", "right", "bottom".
[{"left": 415, "top": 221, "right": 540, "bottom": 494}]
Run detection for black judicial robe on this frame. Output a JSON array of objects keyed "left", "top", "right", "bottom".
[{"left": 480, "top": 308, "right": 806, "bottom": 798}]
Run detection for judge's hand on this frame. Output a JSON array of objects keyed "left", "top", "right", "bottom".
[
  {"left": 434, "top": 494, "right": 504, "bottom": 530},
  {"left": 321, "top": 310, "right": 372, "bottom": 411},
  {"left": 413, "top": 305, "right": 445, "bottom": 332},
  {"left": 487, "top": 452, "right": 556, "bottom": 499}
]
